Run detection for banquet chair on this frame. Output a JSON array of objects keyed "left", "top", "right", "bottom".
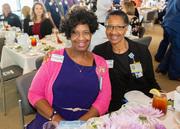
[
  {"left": 0, "top": 65, "right": 23, "bottom": 115},
  {"left": 133, "top": 36, "right": 152, "bottom": 47},
  {"left": 139, "top": 15, "right": 144, "bottom": 26},
  {"left": 142, "top": 11, "right": 156, "bottom": 33},
  {"left": 15, "top": 71, "right": 37, "bottom": 129},
  {"left": 35, "top": 56, "right": 44, "bottom": 70},
  {"left": 0, "top": 37, "right": 5, "bottom": 61},
  {"left": 138, "top": 26, "right": 145, "bottom": 38}
]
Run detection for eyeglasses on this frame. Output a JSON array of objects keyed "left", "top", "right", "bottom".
[
  {"left": 71, "top": 30, "right": 91, "bottom": 38},
  {"left": 106, "top": 25, "right": 126, "bottom": 31}
]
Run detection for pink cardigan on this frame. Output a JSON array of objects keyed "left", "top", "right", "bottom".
[{"left": 28, "top": 48, "right": 111, "bottom": 116}]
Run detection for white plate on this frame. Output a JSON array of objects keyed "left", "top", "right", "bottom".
[
  {"left": 26, "top": 51, "right": 39, "bottom": 56},
  {"left": 124, "top": 90, "right": 152, "bottom": 106}
]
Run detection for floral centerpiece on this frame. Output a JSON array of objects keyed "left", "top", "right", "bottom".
[{"left": 87, "top": 105, "right": 166, "bottom": 129}]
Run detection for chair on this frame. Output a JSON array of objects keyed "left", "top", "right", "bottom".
[
  {"left": 133, "top": 36, "right": 152, "bottom": 47},
  {"left": 139, "top": 15, "right": 144, "bottom": 26},
  {"left": 15, "top": 71, "right": 37, "bottom": 129},
  {"left": 35, "top": 56, "right": 44, "bottom": 70},
  {"left": 138, "top": 26, "right": 145, "bottom": 38},
  {"left": 0, "top": 37, "right": 5, "bottom": 61},
  {"left": 0, "top": 65, "right": 23, "bottom": 115},
  {"left": 142, "top": 11, "right": 156, "bottom": 33}
]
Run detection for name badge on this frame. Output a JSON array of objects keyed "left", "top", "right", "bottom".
[
  {"left": 0, "top": 16, "right": 4, "bottom": 19},
  {"left": 135, "top": 72, "right": 143, "bottom": 78},
  {"left": 106, "top": 60, "right": 114, "bottom": 68},
  {"left": 10, "top": 16, "right": 14, "bottom": 19},
  {"left": 51, "top": 54, "right": 64, "bottom": 63},
  {"left": 29, "top": 21, "right": 34, "bottom": 26},
  {"left": 56, "top": 7, "right": 59, "bottom": 12},
  {"left": 49, "top": 1, "right": 53, "bottom": 6},
  {"left": 130, "top": 62, "right": 142, "bottom": 73},
  {"left": 59, "top": 2, "right": 62, "bottom": 5}
]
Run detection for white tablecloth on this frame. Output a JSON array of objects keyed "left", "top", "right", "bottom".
[
  {"left": 1, "top": 38, "right": 66, "bottom": 74},
  {"left": 80, "top": 91, "right": 180, "bottom": 129}
]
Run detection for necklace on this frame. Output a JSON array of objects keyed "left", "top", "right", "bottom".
[{"left": 74, "top": 62, "right": 84, "bottom": 72}]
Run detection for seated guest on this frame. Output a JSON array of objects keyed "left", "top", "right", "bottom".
[
  {"left": 122, "top": 2, "right": 140, "bottom": 36},
  {"left": 44, "top": 10, "right": 161, "bottom": 113},
  {"left": 0, "top": 3, "right": 22, "bottom": 29},
  {"left": 92, "top": 10, "right": 161, "bottom": 112},
  {"left": 130, "top": 0, "right": 139, "bottom": 18},
  {"left": 27, "top": 2, "right": 53, "bottom": 39},
  {"left": 21, "top": 6, "right": 31, "bottom": 33},
  {"left": 28, "top": 8, "right": 111, "bottom": 129}
]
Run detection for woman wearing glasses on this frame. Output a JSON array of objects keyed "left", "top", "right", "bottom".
[{"left": 92, "top": 10, "right": 161, "bottom": 112}]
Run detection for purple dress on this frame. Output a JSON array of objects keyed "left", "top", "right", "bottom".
[{"left": 27, "top": 50, "right": 99, "bottom": 129}]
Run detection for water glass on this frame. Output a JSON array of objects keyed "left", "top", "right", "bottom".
[
  {"left": 43, "top": 121, "right": 58, "bottom": 129},
  {"left": 52, "top": 28, "right": 59, "bottom": 35},
  {"left": 152, "top": 90, "right": 167, "bottom": 116},
  {"left": 51, "top": 34, "right": 57, "bottom": 44}
]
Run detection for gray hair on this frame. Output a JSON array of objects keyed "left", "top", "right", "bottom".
[{"left": 105, "top": 10, "right": 129, "bottom": 26}]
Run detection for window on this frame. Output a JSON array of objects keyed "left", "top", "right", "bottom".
[{"left": 0, "top": 0, "right": 34, "bottom": 19}]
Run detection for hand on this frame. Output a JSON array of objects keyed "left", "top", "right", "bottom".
[{"left": 42, "top": 50, "right": 56, "bottom": 63}]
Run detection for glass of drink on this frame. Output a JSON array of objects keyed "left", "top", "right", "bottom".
[
  {"left": 51, "top": 33, "right": 57, "bottom": 44},
  {"left": 31, "top": 36, "right": 37, "bottom": 51},
  {"left": 43, "top": 121, "right": 58, "bottom": 129},
  {"left": 57, "top": 34, "right": 62, "bottom": 44},
  {"left": 4, "top": 21, "right": 8, "bottom": 30},
  {"left": 52, "top": 28, "right": 59, "bottom": 35},
  {"left": 152, "top": 90, "right": 167, "bottom": 116}
]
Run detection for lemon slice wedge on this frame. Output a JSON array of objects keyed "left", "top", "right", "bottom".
[{"left": 149, "top": 88, "right": 161, "bottom": 96}]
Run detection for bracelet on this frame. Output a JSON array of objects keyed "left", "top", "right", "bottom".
[{"left": 49, "top": 110, "right": 57, "bottom": 121}]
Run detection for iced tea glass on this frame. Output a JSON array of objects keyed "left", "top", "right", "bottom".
[
  {"left": 31, "top": 36, "right": 37, "bottom": 51},
  {"left": 152, "top": 90, "right": 167, "bottom": 116},
  {"left": 4, "top": 21, "right": 8, "bottom": 30}
]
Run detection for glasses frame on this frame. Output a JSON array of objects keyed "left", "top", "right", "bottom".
[{"left": 106, "top": 25, "right": 127, "bottom": 31}]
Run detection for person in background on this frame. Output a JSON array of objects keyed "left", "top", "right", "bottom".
[
  {"left": 92, "top": 10, "right": 161, "bottom": 112},
  {"left": 0, "top": 3, "right": 22, "bottom": 29},
  {"left": 131, "top": 0, "right": 141, "bottom": 7},
  {"left": 61, "top": 0, "right": 69, "bottom": 16},
  {"left": 44, "top": 0, "right": 64, "bottom": 29},
  {"left": 28, "top": 8, "right": 111, "bottom": 129},
  {"left": 156, "top": 0, "right": 180, "bottom": 81},
  {"left": 21, "top": 6, "right": 31, "bottom": 33},
  {"left": 96, "top": 0, "right": 113, "bottom": 26},
  {"left": 122, "top": 2, "right": 140, "bottom": 36},
  {"left": 67, "top": 0, "right": 79, "bottom": 8},
  {"left": 130, "top": 0, "right": 139, "bottom": 18},
  {"left": 27, "top": 2, "right": 53, "bottom": 39}
]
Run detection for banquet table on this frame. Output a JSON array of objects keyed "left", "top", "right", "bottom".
[
  {"left": 1, "top": 37, "right": 68, "bottom": 74},
  {"left": 79, "top": 91, "right": 180, "bottom": 129}
]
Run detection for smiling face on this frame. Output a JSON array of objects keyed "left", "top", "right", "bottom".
[
  {"left": 34, "top": 4, "right": 43, "bottom": 17},
  {"left": 70, "top": 24, "right": 92, "bottom": 52},
  {"left": 3, "top": 5, "right": 10, "bottom": 16},
  {"left": 106, "top": 15, "right": 128, "bottom": 45}
]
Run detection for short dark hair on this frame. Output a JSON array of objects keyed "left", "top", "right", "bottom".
[
  {"left": 105, "top": 10, "right": 129, "bottom": 26},
  {"left": 60, "top": 8, "right": 99, "bottom": 39}
]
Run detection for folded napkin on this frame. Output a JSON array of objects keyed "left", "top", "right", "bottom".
[{"left": 17, "top": 33, "right": 31, "bottom": 53}]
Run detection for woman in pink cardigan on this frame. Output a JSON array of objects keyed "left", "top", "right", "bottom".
[{"left": 28, "top": 7, "right": 111, "bottom": 129}]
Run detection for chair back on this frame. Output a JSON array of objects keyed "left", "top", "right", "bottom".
[
  {"left": 36, "top": 56, "right": 44, "bottom": 70},
  {"left": 15, "top": 71, "right": 37, "bottom": 115},
  {"left": 138, "top": 26, "right": 145, "bottom": 38},
  {"left": 139, "top": 15, "right": 144, "bottom": 26},
  {"left": 0, "top": 37, "right": 5, "bottom": 61},
  {"left": 147, "top": 11, "right": 156, "bottom": 21},
  {"left": 133, "top": 36, "right": 152, "bottom": 47}
]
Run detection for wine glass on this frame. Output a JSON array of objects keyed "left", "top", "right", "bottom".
[{"left": 52, "top": 28, "right": 59, "bottom": 35}]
